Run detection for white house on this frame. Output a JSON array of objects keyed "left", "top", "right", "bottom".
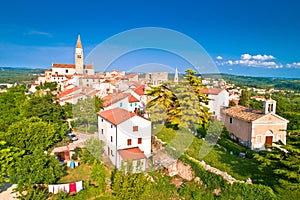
[
  {"left": 201, "top": 88, "right": 229, "bottom": 119},
  {"left": 98, "top": 107, "right": 151, "bottom": 171}
]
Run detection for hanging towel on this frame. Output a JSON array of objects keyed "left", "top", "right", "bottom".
[
  {"left": 76, "top": 181, "right": 83, "bottom": 192},
  {"left": 48, "top": 185, "right": 54, "bottom": 193},
  {"left": 62, "top": 184, "right": 70, "bottom": 193},
  {"left": 53, "top": 185, "right": 60, "bottom": 194},
  {"left": 69, "top": 182, "right": 77, "bottom": 193}
]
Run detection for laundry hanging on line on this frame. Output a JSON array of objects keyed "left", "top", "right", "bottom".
[{"left": 48, "top": 180, "right": 83, "bottom": 194}]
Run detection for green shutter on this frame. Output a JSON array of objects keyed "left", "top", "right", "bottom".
[{"left": 120, "top": 102, "right": 122, "bottom": 107}]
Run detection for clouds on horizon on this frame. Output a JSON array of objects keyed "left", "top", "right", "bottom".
[{"left": 215, "top": 53, "right": 300, "bottom": 69}]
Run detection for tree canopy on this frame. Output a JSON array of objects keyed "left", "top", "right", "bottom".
[{"left": 147, "top": 69, "right": 210, "bottom": 131}]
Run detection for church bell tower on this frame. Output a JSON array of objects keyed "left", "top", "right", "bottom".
[{"left": 75, "top": 34, "right": 84, "bottom": 74}]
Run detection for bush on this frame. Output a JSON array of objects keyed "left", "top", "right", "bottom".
[
  {"left": 218, "top": 138, "right": 255, "bottom": 158},
  {"left": 180, "top": 155, "right": 277, "bottom": 200}
]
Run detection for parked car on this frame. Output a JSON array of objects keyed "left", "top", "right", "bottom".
[
  {"left": 65, "top": 128, "right": 73, "bottom": 136},
  {"left": 68, "top": 134, "right": 78, "bottom": 141}
]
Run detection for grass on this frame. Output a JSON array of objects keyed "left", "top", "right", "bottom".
[
  {"left": 58, "top": 163, "right": 92, "bottom": 184},
  {"left": 155, "top": 126, "right": 276, "bottom": 186}
]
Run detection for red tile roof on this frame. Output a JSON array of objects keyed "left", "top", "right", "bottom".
[
  {"left": 52, "top": 64, "right": 76, "bottom": 69},
  {"left": 84, "top": 64, "right": 94, "bottom": 69},
  {"left": 124, "top": 74, "right": 138, "bottom": 79},
  {"left": 133, "top": 86, "right": 145, "bottom": 96},
  {"left": 57, "top": 87, "right": 80, "bottom": 98},
  {"left": 222, "top": 105, "right": 264, "bottom": 122},
  {"left": 98, "top": 107, "right": 135, "bottom": 125},
  {"left": 118, "top": 147, "right": 146, "bottom": 161},
  {"left": 128, "top": 95, "right": 139, "bottom": 103},
  {"left": 201, "top": 88, "right": 224, "bottom": 95},
  {"left": 102, "top": 93, "right": 130, "bottom": 107}
]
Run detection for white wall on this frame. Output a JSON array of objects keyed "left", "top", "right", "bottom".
[
  {"left": 207, "top": 89, "right": 229, "bottom": 119},
  {"left": 98, "top": 114, "right": 152, "bottom": 168},
  {"left": 52, "top": 67, "right": 76, "bottom": 76}
]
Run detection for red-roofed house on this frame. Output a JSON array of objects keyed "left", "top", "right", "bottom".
[
  {"left": 201, "top": 88, "right": 229, "bottom": 119},
  {"left": 222, "top": 99, "right": 289, "bottom": 150},
  {"left": 98, "top": 107, "right": 151, "bottom": 171}
]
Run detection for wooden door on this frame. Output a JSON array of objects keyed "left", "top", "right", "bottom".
[{"left": 265, "top": 136, "right": 273, "bottom": 146}]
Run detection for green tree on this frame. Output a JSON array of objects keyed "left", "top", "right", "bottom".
[
  {"left": 0, "top": 141, "right": 24, "bottom": 185},
  {"left": 84, "top": 137, "right": 105, "bottom": 162},
  {"left": 147, "top": 69, "right": 210, "bottom": 131},
  {"left": 206, "top": 120, "right": 224, "bottom": 143},
  {"left": 4, "top": 117, "right": 58, "bottom": 153},
  {"left": 91, "top": 160, "right": 106, "bottom": 192},
  {"left": 73, "top": 96, "right": 103, "bottom": 133},
  {"left": 0, "top": 85, "right": 26, "bottom": 132},
  {"left": 254, "top": 135, "right": 300, "bottom": 199},
  {"left": 39, "top": 82, "right": 58, "bottom": 91},
  {"left": 239, "top": 89, "right": 250, "bottom": 107},
  {"left": 111, "top": 171, "right": 151, "bottom": 199},
  {"left": 20, "top": 92, "right": 66, "bottom": 125},
  {"left": 10, "top": 150, "right": 65, "bottom": 197}
]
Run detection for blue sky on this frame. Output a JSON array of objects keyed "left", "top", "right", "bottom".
[{"left": 1, "top": 0, "right": 300, "bottom": 78}]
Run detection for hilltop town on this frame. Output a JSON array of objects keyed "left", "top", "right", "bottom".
[{"left": 0, "top": 35, "right": 299, "bottom": 200}]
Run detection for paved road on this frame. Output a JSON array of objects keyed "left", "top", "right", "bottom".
[{"left": 73, "top": 131, "right": 98, "bottom": 143}]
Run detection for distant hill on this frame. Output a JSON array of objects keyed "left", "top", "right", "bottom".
[
  {"left": 0, "top": 67, "right": 45, "bottom": 84},
  {"left": 205, "top": 73, "right": 300, "bottom": 91}
]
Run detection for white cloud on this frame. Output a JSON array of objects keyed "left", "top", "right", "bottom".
[
  {"left": 286, "top": 62, "right": 300, "bottom": 68},
  {"left": 216, "top": 56, "right": 223, "bottom": 60},
  {"left": 217, "top": 53, "right": 280, "bottom": 69},
  {"left": 241, "top": 53, "right": 275, "bottom": 61},
  {"left": 241, "top": 53, "right": 252, "bottom": 60},
  {"left": 252, "top": 54, "right": 275, "bottom": 61}
]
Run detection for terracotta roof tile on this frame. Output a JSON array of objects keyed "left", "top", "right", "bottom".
[
  {"left": 57, "top": 87, "right": 80, "bottom": 98},
  {"left": 84, "top": 64, "right": 94, "bottom": 69},
  {"left": 222, "top": 105, "right": 264, "bottom": 122},
  {"left": 118, "top": 147, "right": 146, "bottom": 161},
  {"left": 52, "top": 64, "right": 76, "bottom": 69},
  {"left": 201, "top": 88, "right": 224, "bottom": 95},
  {"left": 128, "top": 95, "right": 139, "bottom": 103},
  {"left": 98, "top": 107, "right": 135, "bottom": 125},
  {"left": 124, "top": 74, "right": 138, "bottom": 79},
  {"left": 102, "top": 93, "right": 130, "bottom": 107}
]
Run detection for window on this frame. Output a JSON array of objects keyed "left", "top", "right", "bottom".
[
  {"left": 277, "top": 134, "right": 282, "bottom": 141},
  {"left": 138, "top": 138, "right": 142, "bottom": 144},
  {"left": 77, "top": 55, "right": 81, "bottom": 58},
  {"left": 229, "top": 117, "right": 233, "bottom": 124},
  {"left": 111, "top": 136, "right": 113, "bottom": 142},
  {"left": 127, "top": 139, "right": 132, "bottom": 146},
  {"left": 101, "top": 129, "right": 104, "bottom": 135},
  {"left": 111, "top": 150, "right": 114, "bottom": 157},
  {"left": 135, "top": 102, "right": 137, "bottom": 106},
  {"left": 85, "top": 70, "right": 88, "bottom": 74},
  {"left": 133, "top": 126, "right": 138, "bottom": 132},
  {"left": 65, "top": 69, "right": 68, "bottom": 73},
  {"left": 111, "top": 124, "right": 113, "bottom": 128},
  {"left": 101, "top": 118, "right": 104, "bottom": 122},
  {"left": 130, "top": 103, "right": 132, "bottom": 107},
  {"left": 120, "top": 102, "right": 123, "bottom": 107},
  {"left": 256, "top": 135, "right": 262, "bottom": 143}
]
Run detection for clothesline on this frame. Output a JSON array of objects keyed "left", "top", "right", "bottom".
[{"left": 48, "top": 180, "right": 83, "bottom": 194}]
